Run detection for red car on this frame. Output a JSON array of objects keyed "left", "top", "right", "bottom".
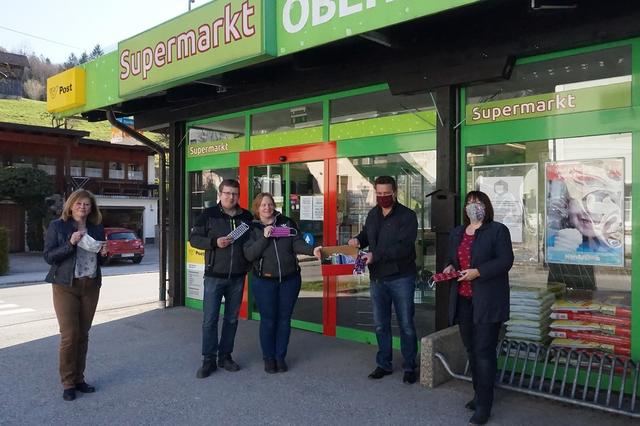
[{"left": 102, "top": 228, "right": 144, "bottom": 265}]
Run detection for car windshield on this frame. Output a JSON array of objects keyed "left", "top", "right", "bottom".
[{"left": 108, "top": 232, "right": 137, "bottom": 241}]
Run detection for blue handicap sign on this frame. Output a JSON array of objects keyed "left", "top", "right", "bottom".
[{"left": 303, "top": 232, "right": 315, "bottom": 246}]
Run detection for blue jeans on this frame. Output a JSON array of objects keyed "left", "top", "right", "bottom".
[
  {"left": 201, "top": 275, "right": 245, "bottom": 359},
  {"left": 251, "top": 273, "right": 301, "bottom": 360},
  {"left": 370, "top": 275, "right": 417, "bottom": 372}
]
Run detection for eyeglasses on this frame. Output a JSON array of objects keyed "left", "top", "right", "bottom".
[{"left": 221, "top": 191, "right": 239, "bottom": 197}]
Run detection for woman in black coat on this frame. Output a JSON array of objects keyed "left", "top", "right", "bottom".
[
  {"left": 443, "top": 190, "right": 514, "bottom": 425},
  {"left": 44, "top": 189, "right": 107, "bottom": 401}
]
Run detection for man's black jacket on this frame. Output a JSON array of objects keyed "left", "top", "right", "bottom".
[
  {"left": 189, "top": 204, "right": 253, "bottom": 278},
  {"left": 355, "top": 201, "right": 418, "bottom": 280}
]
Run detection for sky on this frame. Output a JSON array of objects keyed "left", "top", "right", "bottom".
[{"left": 0, "top": 0, "right": 212, "bottom": 64}]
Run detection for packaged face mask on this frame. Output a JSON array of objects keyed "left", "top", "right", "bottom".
[{"left": 78, "top": 233, "right": 105, "bottom": 253}]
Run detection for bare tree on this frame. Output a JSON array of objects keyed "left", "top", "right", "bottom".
[{"left": 23, "top": 79, "right": 44, "bottom": 100}]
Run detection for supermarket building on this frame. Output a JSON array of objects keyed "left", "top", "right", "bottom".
[{"left": 47, "top": 0, "right": 640, "bottom": 368}]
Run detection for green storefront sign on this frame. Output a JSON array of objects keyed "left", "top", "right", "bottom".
[
  {"left": 187, "top": 138, "right": 245, "bottom": 158},
  {"left": 119, "top": 0, "right": 276, "bottom": 98},
  {"left": 276, "top": 0, "right": 480, "bottom": 55},
  {"left": 466, "top": 81, "right": 631, "bottom": 125}
]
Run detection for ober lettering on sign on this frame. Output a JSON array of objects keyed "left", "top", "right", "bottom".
[{"left": 282, "top": 0, "right": 396, "bottom": 34}]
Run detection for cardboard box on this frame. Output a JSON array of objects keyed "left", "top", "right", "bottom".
[
  {"left": 320, "top": 245, "right": 359, "bottom": 263},
  {"left": 320, "top": 245, "right": 360, "bottom": 276}
]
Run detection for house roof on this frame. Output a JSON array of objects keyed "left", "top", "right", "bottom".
[
  {"left": 79, "top": 138, "right": 155, "bottom": 154},
  {"left": 0, "top": 121, "right": 89, "bottom": 138},
  {"left": 0, "top": 52, "right": 29, "bottom": 68}
]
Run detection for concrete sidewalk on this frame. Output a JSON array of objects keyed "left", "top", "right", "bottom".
[{"left": 0, "top": 306, "right": 630, "bottom": 426}]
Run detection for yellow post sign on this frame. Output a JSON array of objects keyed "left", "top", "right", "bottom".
[{"left": 46, "top": 68, "right": 86, "bottom": 113}]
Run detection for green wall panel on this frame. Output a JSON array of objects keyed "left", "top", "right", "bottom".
[{"left": 337, "top": 131, "right": 436, "bottom": 158}]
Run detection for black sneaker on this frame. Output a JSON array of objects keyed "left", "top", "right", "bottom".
[
  {"left": 264, "top": 359, "right": 277, "bottom": 374},
  {"left": 465, "top": 398, "right": 476, "bottom": 411},
  {"left": 75, "top": 382, "right": 96, "bottom": 393},
  {"left": 62, "top": 388, "right": 76, "bottom": 401},
  {"left": 196, "top": 359, "right": 217, "bottom": 378},
  {"left": 276, "top": 359, "right": 288, "bottom": 373},
  {"left": 402, "top": 370, "right": 417, "bottom": 384},
  {"left": 368, "top": 367, "right": 392, "bottom": 379},
  {"left": 218, "top": 355, "right": 240, "bottom": 372},
  {"left": 468, "top": 409, "right": 490, "bottom": 425}
]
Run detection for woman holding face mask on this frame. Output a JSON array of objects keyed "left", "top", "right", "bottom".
[
  {"left": 243, "top": 193, "right": 322, "bottom": 374},
  {"left": 442, "top": 190, "right": 514, "bottom": 426},
  {"left": 44, "top": 189, "right": 107, "bottom": 401}
]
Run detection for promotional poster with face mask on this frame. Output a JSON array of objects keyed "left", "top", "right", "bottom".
[
  {"left": 545, "top": 158, "right": 625, "bottom": 267},
  {"left": 478, "top": 176, "right": 525, "bottom": 243}
]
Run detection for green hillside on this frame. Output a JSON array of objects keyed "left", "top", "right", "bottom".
[{"left": 0, "top": 98, "right": 166, "bottom": 144}]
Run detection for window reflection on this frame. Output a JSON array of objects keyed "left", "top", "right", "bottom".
[{"left": 336, "top": 151, "right": 437, "bottom": 337}]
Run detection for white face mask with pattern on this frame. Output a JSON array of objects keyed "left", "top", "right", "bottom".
[
  {"left": 77, "top": 233, "right": 105, "bottom": 253},
  {"left": 465, "top": 202, "right": 486, "bottom": 222}
]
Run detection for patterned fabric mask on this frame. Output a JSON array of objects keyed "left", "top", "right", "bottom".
[{"left": 465, "top": 202, "right": 486, "bottom": 222}]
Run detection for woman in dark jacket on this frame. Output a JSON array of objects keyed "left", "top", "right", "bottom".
[
  {"left": 243, "top": 192, "right": 322, "bottom": 374},
  {"left": 43, "top": 189, "right": 106, "bottom": 401},
  {"left": 443, "top": 190, "right": 514, "bottom": 425}
]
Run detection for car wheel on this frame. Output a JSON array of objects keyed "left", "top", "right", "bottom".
[{"left": 132, "top": 256, "right": 143, "bottom": 264}]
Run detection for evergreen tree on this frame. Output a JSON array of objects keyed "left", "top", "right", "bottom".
[
  {"left": 79, "top": 51, "right": 89, "bottom": 64},
  {"left": 89, "top": 44, "right": 104, "bottom": 60},
  {"left": 63, "top": 53, "right": 79, "bottom": 70}
]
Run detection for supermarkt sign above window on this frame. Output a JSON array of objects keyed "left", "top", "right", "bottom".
[
  {"left": 276, "top": 0, "right": 480, "bottom": 55},
  {"left": 465, "top": 81, "right": 631, "bottom": 125},
  {"left": 118, "top": 0, "right": 275, "bottom": 98}
]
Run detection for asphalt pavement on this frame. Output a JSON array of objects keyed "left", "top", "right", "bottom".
[
  {"left": 0, "top": 244, "right": 160, "bottom": 286},
  {"left": 0, "top": 247, "right": 633, "bottom": 425},
  {"left": 0, "top": 303, "right": 632, "bottom": 426}
]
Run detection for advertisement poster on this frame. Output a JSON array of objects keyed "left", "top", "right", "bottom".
[
  {"left": 478, "top": 176, "right": 524, "bottom": 243},
  {"left": 300, "top": 196, "right": 313, "bottom": 221},
  {"left": 545, "top": 158, "right": 624, "bottom": 267},
  {"left": 186, "top": 243, "right": 205, "bottom": 300}
]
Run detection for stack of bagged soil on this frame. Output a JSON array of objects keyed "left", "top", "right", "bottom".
[
  {"left": 504, "top": 283, "right": 565, "bottom": 344},
  {"left": 549, "top": 299, "right": 631, "bottom": 357}
]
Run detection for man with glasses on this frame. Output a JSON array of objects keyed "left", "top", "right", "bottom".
[
  {"left": 348, "top": 175, "right": 419, "bottom": 384},
  {"left": 189, "top": 179, "right": 253, "bottom": 378}
]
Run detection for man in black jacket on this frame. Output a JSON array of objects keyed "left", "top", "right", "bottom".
[
  {"left": 189, "top": 179, "right": 253, "bottom": 378},
  {"left": 348, "top": 176, "right": 418, "bottom": 384}
]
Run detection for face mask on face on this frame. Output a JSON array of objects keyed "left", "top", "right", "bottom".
[
  {"left": 465, "top": 202, "right": 486, "bottom": 222},
  {"left": 376, "top": 194, "right": 394, "bottom": 208}
]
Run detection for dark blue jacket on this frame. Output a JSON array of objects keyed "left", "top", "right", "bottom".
[
  {"left": 446, "top": 220, "right": 514, "bottom": 325},
  {"left": 243, "top": 213, "right": 315, "bottom": 281},
  {"left": 44, "top": 219, "right": 105, "bottom": 286},
  {"left": 355, "top": 202, "right": 417, "bottom": 280}
]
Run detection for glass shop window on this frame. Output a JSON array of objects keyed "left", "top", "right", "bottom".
[{"left": 466, "top": 134, "right": 632, "bottom": 354}]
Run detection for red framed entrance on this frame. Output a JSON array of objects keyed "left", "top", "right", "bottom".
[{"left": 238, "top": 141, "right": 338, "bottom": 336}]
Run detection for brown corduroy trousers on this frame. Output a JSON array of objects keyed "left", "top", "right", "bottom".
[{"left": 52, "top": 278, "right": 100, "bottom": 389}]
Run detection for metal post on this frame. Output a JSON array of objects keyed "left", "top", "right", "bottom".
[{"left": 106, "top": 111, "right": 167, "bottom": 308}]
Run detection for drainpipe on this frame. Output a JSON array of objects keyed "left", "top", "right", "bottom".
[{"left": 106, "top": 110, "right": 168, "bottom": 308}]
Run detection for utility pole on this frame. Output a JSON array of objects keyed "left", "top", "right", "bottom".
[{"left": 188, "top": 0, "right": 195, "bottom": 11}]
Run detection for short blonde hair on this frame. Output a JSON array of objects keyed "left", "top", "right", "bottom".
[
  {"left": 251, "top": 192, "right": 275, "bottom": 219},
  {"left": 61, "top": 189, "right": 102, "bottom": 225}
]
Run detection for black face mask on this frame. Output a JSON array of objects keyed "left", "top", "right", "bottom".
[{"left": 376, "top": 194, "right": 394, "bottom": 208}]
